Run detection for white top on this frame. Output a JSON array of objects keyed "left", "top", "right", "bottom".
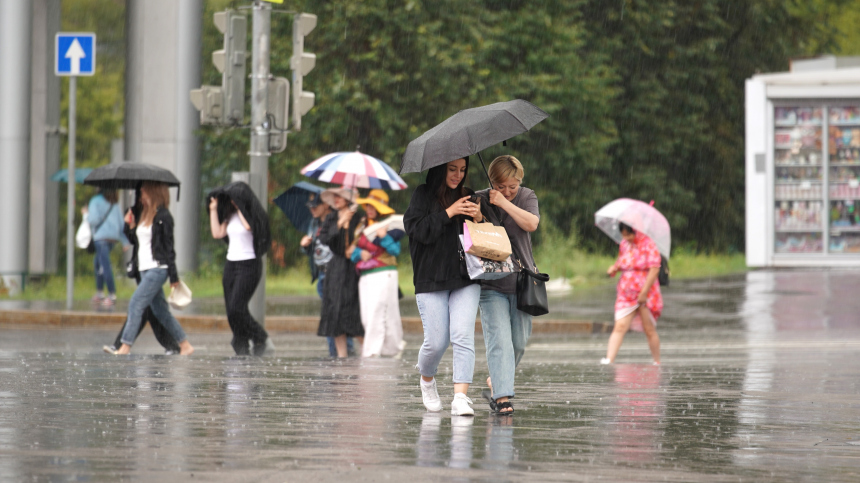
[
  {"left": 136, "top": 224, "right": 166, "bottom": 271},
  {"left": 226, "top": 213, "right": 255, "bottom": 261}
]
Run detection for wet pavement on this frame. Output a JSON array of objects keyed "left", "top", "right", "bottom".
[{"left": 2, "top": 269, "right": 860, "bottom": 481}]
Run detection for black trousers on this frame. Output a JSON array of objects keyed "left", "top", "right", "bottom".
[
  {"left": 112, "top": 307, "right": 181, "bottom": 353},
  {"left": 224, "top": 257, "right": 268, "bottom": 355}
]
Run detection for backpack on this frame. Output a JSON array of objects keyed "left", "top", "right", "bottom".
[{"left": 658, "top": 256, "right": 670, "bottom": 286}]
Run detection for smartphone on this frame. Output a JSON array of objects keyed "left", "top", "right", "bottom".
[{"left": 467, "top": 194, "right": 479, "bottom": 204}]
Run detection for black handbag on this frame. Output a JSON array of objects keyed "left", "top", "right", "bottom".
[
  {"left": 658, "top": 256, "right": 670, "bottom": 286},
  {"left": 516, "top": 262, "right": 550, "bottom": 317}
]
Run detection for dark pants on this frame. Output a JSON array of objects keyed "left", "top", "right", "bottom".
[
  {"left": 224, "top": 258, "right": 268, "bottom": 355},
  {"left": 112, "top": 307, "right": 181, "bottom": 353}
]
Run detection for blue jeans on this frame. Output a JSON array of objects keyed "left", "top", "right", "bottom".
[
  {"left": 415, "top": 284, "right": 481, "bottom": 384},
  {"left": 479, "top": 290, "right": 533, "bottom": 399},
  {"left": 93, "top": 240, "right": 116, "bottom": 294},
  {"left": 121, "top": 268, "right": 187, "bottom": 346}
]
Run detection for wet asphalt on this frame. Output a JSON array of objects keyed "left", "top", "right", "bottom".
[{"left": 1, "top": 269, "right": 859, "bottom": 482}]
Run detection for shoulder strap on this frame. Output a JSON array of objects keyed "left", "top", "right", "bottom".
[{"left": 92, "top": 203, "right": 113, "bottom": 231}]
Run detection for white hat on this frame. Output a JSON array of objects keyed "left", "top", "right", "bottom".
[
  {"left": 320, "top": 187, "right": 358, "bottom": 208},
  {"left": 168, "top": 280, "right": 193, "bottom": 310}
]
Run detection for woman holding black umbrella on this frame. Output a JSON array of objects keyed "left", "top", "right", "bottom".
[
  {"left": 404, "top": 157, "right": 484, "bottom": 416},
  {"left": 115, "top": 181, "right": 193, "bottom": 355},
  {"left": 209, "top": 181, "right": 272, "bottom": 356}
]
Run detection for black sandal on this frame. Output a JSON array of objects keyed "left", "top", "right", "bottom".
[{"left": 482, "top": 389, "right": 514, "bottom": 415}]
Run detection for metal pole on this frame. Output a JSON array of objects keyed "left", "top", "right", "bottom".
[
  {"left": 248, "top": 1, "right": 271, "bottom": 326},
  {"left": 65, "top": 76, "right": 76, "bottom": 310}
]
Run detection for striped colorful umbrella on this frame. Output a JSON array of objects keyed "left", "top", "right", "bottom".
[{"left": 300, "top": 151, "right": 408, "bottom": 190}]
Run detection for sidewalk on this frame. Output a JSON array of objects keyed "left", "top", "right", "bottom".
[{"left": 0, "top": 295, "right": 611, "bottom": 334}]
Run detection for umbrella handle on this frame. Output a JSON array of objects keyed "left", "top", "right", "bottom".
[{"left": 476, "top": 152, "right": 493, "bottom": 189}]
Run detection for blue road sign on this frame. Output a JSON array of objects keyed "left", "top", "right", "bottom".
[{"left": 55, "top": 33, "right": 96, "bottom": 76}]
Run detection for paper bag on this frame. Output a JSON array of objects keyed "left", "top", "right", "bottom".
[
  {"left": 460, "top": 235, "right": 515, "bottom": 280},
  {"left": 463, "top": 220, "right": 512, "bottom": 262}
]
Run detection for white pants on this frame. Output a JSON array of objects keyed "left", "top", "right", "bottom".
[{"left": 359, "top": 269, "right": 403, "bottom": 357}]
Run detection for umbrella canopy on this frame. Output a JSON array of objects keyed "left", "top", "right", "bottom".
[
  {"left": 595, "top": 198, "right": 671, "bottom": 257},
  {"left": 301, "top": 151, "right": 407, "bottom": 190},
  {"left": 84, "top": 161, "right": 181, "bottom": 198},
  {"left": 51, "top": 168, "right": 93, "bottom": 184},
  {"left": 400, "top": 99, "right": 548, "bottom": 174},
  {"left": 272, "top": 181, "right": 324, "bottom": 233}
]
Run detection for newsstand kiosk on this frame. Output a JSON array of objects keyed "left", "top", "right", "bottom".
[{"left": 746, "top": 58, "right": 860, "bottom": 267}]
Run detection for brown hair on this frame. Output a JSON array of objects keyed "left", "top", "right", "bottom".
[
  {"left": 488, "top": 155, "right": 524, "bottom": 186},
  {"left": 101, "top": 188, "right": 118, "bottom": 204},
  {"left": 140, "top": 181, "right": 170, "bottom": 226}
]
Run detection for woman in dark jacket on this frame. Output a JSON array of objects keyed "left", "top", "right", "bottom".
[
  {"left": 115, "top": 181, "right": 193, "bottom": 355},
  {"left": 208, "top": 181, "right": 272, "bottom": 356},
  {"left": 404, "top": 157, "right": 483, "bottom": 416},
  {"left": 317, "top": 187, "right": 365, "bottom": 358}
]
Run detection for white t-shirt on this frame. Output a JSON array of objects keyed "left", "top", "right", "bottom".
[
  {"left": 226, "top": 213, "right": 255, "bottom": 261},
  {"left": 136, "top": 224, "right": 166, "bottom": 271}
]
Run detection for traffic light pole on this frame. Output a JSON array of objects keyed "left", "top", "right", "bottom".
[{"left": 247, "top": 0, "right": 271, "bottom": 326}]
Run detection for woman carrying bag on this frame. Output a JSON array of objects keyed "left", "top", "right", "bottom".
[
  {"left": 476, "top": 155, "right": 540, "bottom": 415},
  {"left": 209, "top": 181, "right": 272, "bottom": 356},
  {"left": 114, "top": 181, "right": 193, "bottom": 356},
  {"left": 83, "top": 188, "right": 129, "bottom": 306},
  {"left": 352, "top": 189, "right": 405, "bottom": 358},
  {"left": 404, "top": 157, "right": 484, "bottom": 416}
]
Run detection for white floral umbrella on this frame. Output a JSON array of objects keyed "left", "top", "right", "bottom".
[{"left": 595, "top": 198, "right": 671, "bottom": 257}]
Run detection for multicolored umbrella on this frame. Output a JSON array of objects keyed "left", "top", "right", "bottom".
[
  {"left": 300, "top": 151, "right": 407, "bottom": 190},
  {"left": 595, "top": 198, "right": 671, "bottom": 257}
]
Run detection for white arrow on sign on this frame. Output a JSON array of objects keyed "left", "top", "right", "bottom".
[{"left": 65, "top": 39, "right": 86, "bottom": 75}]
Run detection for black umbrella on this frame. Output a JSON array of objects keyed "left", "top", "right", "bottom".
[
  {"left": 400, "top": 99, "right": 549, "bottom": 182},
  {"left": 272, "top": 181, "right": 324, "bottom": 233},
  {"left": 84, "top": 161, "right": 182, "bottom": 199}
]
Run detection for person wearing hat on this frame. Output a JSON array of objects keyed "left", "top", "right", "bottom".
[
  {"left": 351, "top": 189, "right": 406, "bottom": 358},
  {"left": 317, "top": 187, "right": 365, "bottom": 357},
  {"left": 300, "top": 192, "right": 354, "bottom": 356}
]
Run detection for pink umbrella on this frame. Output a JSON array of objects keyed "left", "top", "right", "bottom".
[{"left": 594, "top": 198, "right": 671, "bottom": 257}]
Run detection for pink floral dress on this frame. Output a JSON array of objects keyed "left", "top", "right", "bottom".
[{"left": 612, "top": 232, "right": 663, "bottom": 332}]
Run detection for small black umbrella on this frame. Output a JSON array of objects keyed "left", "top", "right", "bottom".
[
  {"left": 400, "top": 99, "right": 548, "bottom": 182},
  {"left": 84, "top": 161, "right": 182, "bottom": 199},
  {"left": 272, "top": 181, "right": 324, "bottom": 233}
]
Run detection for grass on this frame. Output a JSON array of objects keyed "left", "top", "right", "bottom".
[{"left": 3, "top": 232, "right": 746, "bottom": 301}]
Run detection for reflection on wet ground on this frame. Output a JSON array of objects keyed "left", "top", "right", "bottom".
[{"left": 1, "top": 270, "right": 860, "bottom": 481}]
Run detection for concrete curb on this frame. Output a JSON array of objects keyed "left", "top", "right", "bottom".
[{"left": 0, "top": 309, "right": 611, "bottom": 334}]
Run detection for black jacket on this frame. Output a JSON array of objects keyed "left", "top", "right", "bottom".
[
  {"left": 125, "top": 206, "right": 179, "bottom": 284},
  {"left": 404, "top": 183, "right": 477, "bottom": 294},
  {"left": 207, "top": 181, "right": 271, "bottom": 258}
]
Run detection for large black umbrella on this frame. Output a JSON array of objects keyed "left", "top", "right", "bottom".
[
  {"left": 272, "top": 181, "right": 324, "bottom": 233},
  {"left": 84, "top": 161, "right": 182, "bottom": 199},
  {"left": 400, "top": 99, "right": 549, "bottom": 181}
]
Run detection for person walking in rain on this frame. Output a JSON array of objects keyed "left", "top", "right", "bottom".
[
  {"left": 83, "top": 188, "right": 128, "bottom": 307},
  {"left": 602, "top": 222, "right": 662, "bottom": 365},
  {"left": 209, "top": 181, "right": 273, "bottom": 356},
  {"left": 476, "top": 155, "right": 540, "bottom": 415},
  {"left": 404, "top": 157, "right": 483, "bottom": 416},
  {"left": 317, "top": 187, "right": 364, "bottom": 358},
  {"left": 352, "top": 189, "right": 406, "bottom": 358},
  {"left": 103, "top": 187, "right": 182, "bottom": 355},
  {"left": 300, "top": 193, "right": 354, "bottom": 356},
  {"left": 114, "top": 181, "right": 193, "bottom": 355}
]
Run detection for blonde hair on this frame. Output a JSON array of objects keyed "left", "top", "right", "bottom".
[
  {"left": 488, "top": 155, "right": 524, "bottom": 186},
  {"left": 140, "top": 181, "right": 170, "bottom": 226}
]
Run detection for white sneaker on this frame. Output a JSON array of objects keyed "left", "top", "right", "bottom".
[
  {"left": 600, "top": 357, "right": 611, "bottom": 365},
  {"left": 451, "top": 393, "right": 474, "bottom": 416},
  {"left": 420, "top": 378, "right": 442, "bottom": 412}
]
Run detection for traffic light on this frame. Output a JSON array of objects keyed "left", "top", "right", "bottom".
[
  {"left": 189, "top": 85, "right": 222, "bottom": 125},
  {"left": 268, "top": 76, "right": 289, "bottom": 153},
  {"left": 290, "top": 13, "right": 317, "bottom": 131},
  {"left": 213, "top": 9, "right": 247, "bottom": 125}
]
